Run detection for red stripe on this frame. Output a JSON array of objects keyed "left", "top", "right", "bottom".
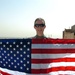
[
  {"left": 31, "top": 66, "right": 75, "bottom": 74},
  {"left": 0, "top": 70, "right": 11, "bottom": 75},
  {"left": 32, "top": 58, "right": 75, "bottom": 63},
  {"left": 32, "top": 49, "right": 75, "bottom": 54},
  {"left": 32, "top": 39, "right": 75, "bottom": 44}
]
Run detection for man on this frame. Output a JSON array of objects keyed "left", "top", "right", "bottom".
[{"left": 33, "top": 18, "right": 46, "bottom": 39}]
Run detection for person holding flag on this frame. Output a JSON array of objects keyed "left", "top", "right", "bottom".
[{"left": 33, "top": 18, "right": 47, "bottom": 39}]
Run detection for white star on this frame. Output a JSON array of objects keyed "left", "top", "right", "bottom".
[
  {"left": 5, "top": 56, "right": 7, "bottom": 58},
  {"left": 7, "top": 54, "right": 10, "bottom": 56},
  {"left": 13, "top": 42, "right": 16, "bottom": 44},
  {"left": 13, "top": 48, "right": 16, "bottom": 50},
  {"left": 14, "top": 60, "right": 16, "bottom": 62},
  {"left": 6, "top": 62, "right": 8, "bottom": 64},
  {"left": 11, "top": 62, "right": 13, "bottom": 65},
  {"left": 20, "top": 54, "right": 23, "bottom": 57},
  {"left": 6, "top": 42, "right": 9, "bottom": 44},
  {"left": 3, "top": 58, "right": 5, "bottom": 61},
  {"left": 24, "top": 64, "right": 26, "bottom": 66},
  {"left": 23, "top": 51, "right": 26, "bottom": 54},
  {"left": 27, "top": 68, "right": 29, "bottom": 70},
  {"left": 20, "top": 67, "right": 23, "bottom": 69},
  {"left": 17, "top": 57, "right": 19, "bottom": 60},
  {"left": 20, "top": 42, "right": 23, "bottom": 44},
  {"left": 16, "top": 45, "right": 19, "bottom": 47},
  {"left": 4, "top": 64, "right": 6, "bottom": 66},
  {"left": 2, "top": 53, "right": 4, "bottom": 56},
  {"left": 10, "top": 51, "right": 13, "bottom": 53},
  {"left": 20, "top": 60, "right": 23, "bottom": 63},
  {"left": 27, "top": 55, "right": 30, "bottom": 58},
  {"left": 23, "top": 58, "right": 26, "bottom": 60},
  {"left": 7, "top": 48, "right": 9, "bottom": 50},
  {"left": 0, "top": 42, "right": 2, "bottom": 44},
  {"left": 17, "top": 63, "right": 20, "bottom": 66},
  {"left": 10, "top": 45, "right": 12, "bottom": 47},
  {"left": 23, "top": 45, "right": 26, "bottom": 47},
  {"left": 0, "top": 56, "right": 1, "bottom": 58},
  {"left": 11, "top": 57, "right": 13, "bottom": 59},
  {"left": 27, "top": 42, "right": 30, "bottom": 44},
  {"left": 9, "top": 65, "right": 10, "bottom": 67},
  {"left": 4, "top": 51, "right": 6, "bottom": 53},
  {"left": 20, "top": 48, "right": 22, "bottom": 51},
  {"left": 3, "top": 45, "right": 6, "bottom": 47},
  {"left": 14, "top": 54, "right": 16, "bottom": 57},
  {"left": 14, "top": 66, "right": 17, "bottom": 68},
  {"left": 17, "top": 51, "right": 19, "bottom": 54},
  {"left": 1, "top": 61, "right": 2, "bottom": 63},
  {"left": 27, "top": 61, "right": 29, "bottom": 64},
  {"left": 27, "top": 48, "right": 30, "bottom": 51},
  {"left": 8, "top": 59, "right": 10, "bottom": 61},
  {"left": 1, "top": 48, "right": 3, "bottom": 50}
]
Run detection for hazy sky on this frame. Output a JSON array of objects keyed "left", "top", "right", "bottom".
[{"left": 0, "top": 0, "right": 75, "bottom": 38}]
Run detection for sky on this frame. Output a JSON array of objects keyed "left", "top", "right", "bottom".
[{"left": 0, "top": 0, "right": 75, "bottom": 38}]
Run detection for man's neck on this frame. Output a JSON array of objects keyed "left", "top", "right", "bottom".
[
  {"left": 35, "top": 35, "right": 46, "bottom": 38},
  {"left": 37, "top": 33, "right": 44, "bottom": 36}
]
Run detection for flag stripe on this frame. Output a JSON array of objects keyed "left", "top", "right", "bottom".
[
  {"left": 1, "top": 68, "right": 75, "bottom": 75},
  {"left": 32, "top": 44, "right": 75, "bottom": 49},
  {"left": 31, "top": 39, "right": 75, "bottom": 74},
  {"left": 32, "top": 49, "right": 75, "bottom": 54},
  {"left": 31, "top": 53, "right": 75, "bottom": 59},
  {"left": 0, "top": 67, "right": 27, "bottom": 75},
  {"left": 0, "top": 70, "right": 11, "bottom": 75},
  {"left": 32, "top": 58, "right": 75, "bottom": 63},
  {"left": 32, "top": 62, "right": 75, "bottom": 69},
  {"left": 32, "top": 39, "right": 75, "bottom": 44},
  {"left": 31, "top": 66, "right": 75, "bottom": 74}
]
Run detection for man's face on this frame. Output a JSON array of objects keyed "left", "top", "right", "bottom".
[{"left": 34, "top": 20, "right": 46, "bottom": 35}]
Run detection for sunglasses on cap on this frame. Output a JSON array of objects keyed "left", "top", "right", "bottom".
[{"left": 34, "top": 24, "right": 45, "bottom": 27}]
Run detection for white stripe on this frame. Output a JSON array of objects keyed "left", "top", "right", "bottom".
[
  {"left": 32, "top": 62, "right": 75, "bottom": 69},
  {"left": 32, "top": 53, "right": 75, "bottom": 59},
  {"left": 32, "top": 44, "right": 75, "bottom": 49},
  {"left": 0, "top": 67, "right": 26, "bottom": 75},
  {"left": 0, "top": 68, "right": 75, "bottom": 75},
  {"left": 50, "top": 71, "right": 75, "bottom": 75}
]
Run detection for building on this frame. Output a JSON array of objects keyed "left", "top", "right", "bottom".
[{"left": 63, "top": 25, "right": 75, "bottom": 39}]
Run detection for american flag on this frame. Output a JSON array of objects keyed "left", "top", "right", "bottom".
[{"left": 0, "top": 39, "right": 75, "bottom": 75}]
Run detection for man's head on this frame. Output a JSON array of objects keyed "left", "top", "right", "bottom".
[{"left": 34, "top": 18, "right": 46, "bottom": 36}]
